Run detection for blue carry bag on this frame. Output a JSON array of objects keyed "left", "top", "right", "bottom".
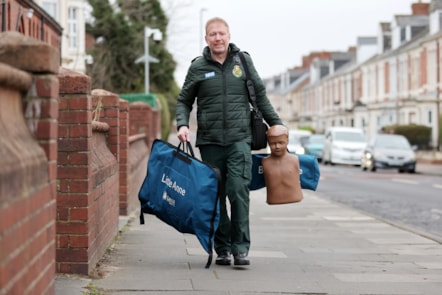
[
  {"left": 249, "top": 153, "right": 320, "bottom": 191},
  {"left": 138, "top": 139, "right": 220, "bottom": 268}
]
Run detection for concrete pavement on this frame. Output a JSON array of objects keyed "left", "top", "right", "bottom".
[{"left": 56, "top": 162, "right": 442, "bottom": 295}]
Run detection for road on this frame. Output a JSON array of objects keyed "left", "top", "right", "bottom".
[{"left": 316, "top": 163, "right": 442, "bottom": 242}]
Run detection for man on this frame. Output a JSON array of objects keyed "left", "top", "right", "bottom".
[{"left": 176, "top": 17, "right": 282, "bottom": 267}]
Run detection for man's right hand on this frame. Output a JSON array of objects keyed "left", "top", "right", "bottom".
[{"left": 177, "top": 126, "right": 191, "bottom": 142}]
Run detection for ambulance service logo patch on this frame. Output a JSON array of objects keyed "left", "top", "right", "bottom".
[{"left": 232, "top": 65, "right": 243, "bottom": 78}]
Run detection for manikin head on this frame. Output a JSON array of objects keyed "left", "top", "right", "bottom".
[{"left": 267, "top": 125, "right": 289, "bottom": 157}]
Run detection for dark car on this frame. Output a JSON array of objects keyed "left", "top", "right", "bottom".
[
  {"left": 360, "top": 134, "right": 416, "bottom": 173},
  {"left": 303, "top": 134, "right": 325, "bottom": 162}
]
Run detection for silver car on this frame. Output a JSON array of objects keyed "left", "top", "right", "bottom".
[{"left": 361, "top": 134, "right": 416, "bottom": 173}]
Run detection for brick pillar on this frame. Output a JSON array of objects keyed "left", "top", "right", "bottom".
[
  {"left": 57, "top": 68, "right": 93, "bottom": 274},
  {"left": 91, "top": 89, "right": 120, "bottom": 160},
  {"left": 0, "top": 32, "right": 59, "bottom": 295},
  {"left": 118, "top": 99, "right": 130, "bottom": 215},
  {"left": 57, "top": 69, "right": 119, "bottom": 275}
]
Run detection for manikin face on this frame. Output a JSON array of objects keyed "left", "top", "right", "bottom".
[
  {"left": 205, "top": 21, "right": 230, "bottom": 55},
  {"left": 268, "top": 135, "right": 288, "bottom": 157}
]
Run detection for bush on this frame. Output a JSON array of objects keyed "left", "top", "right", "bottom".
[
  {"left": 298, "top": 125, "right": 316, "bottom": 134},
  {"left": 383, "top": 124, "right": 432, "bottom": 149},
  {"left": 156, "top": 93, "right": 171, "bottom": 141}
]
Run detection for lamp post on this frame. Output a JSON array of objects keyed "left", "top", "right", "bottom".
[
  {"left": 143, "top": 26, "right": 162, "bottom": 94},
  {"left": 15, "top": 6, "right": 34, "bottom": 31}
]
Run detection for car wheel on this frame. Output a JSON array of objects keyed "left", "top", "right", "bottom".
[
  {"left": 330, "top": 153, "right": 335, "bottom": 166},
  {"left": 322, "top": 153, "right": 327, "bottom": 165},
  {"left": 369, "top": 161, "right": 376, "bottom": 172},
  {"left": 398, "top": 169, "right": 405, "bottom": 173},
  {"left": 408, "top": 167, "right": 416, "bottom": 173}
]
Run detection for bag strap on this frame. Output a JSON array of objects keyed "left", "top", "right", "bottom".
[
  {"left": 205, "top": 171, "right": 220, "bottom": 268},
  {"left": 238, "top": 52, "right": 259, "bottom": 112}
]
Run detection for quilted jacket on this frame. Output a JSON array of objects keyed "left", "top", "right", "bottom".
[{"left": 176, "top": 43, "right": 282, "bottom": 147}]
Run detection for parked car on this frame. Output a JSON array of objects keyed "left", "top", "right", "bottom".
[
  {"left": 303, "top": 134, "right": 325, "bottom": 162},
  {"left": 287, "top": 129, "right": 312, "bottom": 154},
  {"left": 322, "top": 127, "right": 366, "bottom": 166},
  {"left": 360, "top": 134, "right": 416, "bottom": 173}
]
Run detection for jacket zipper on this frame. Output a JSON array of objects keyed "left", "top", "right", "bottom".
[{"left": 222, "top": 65, "right": 227, "bottom": 144}]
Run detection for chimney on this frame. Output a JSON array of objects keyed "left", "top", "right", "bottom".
[{"left": 411, "top": 1, "right": 430, "bottom": 15}]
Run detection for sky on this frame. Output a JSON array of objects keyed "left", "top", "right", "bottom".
[{"left": 160, "top": 0, "right": 423, "bottom": 86}]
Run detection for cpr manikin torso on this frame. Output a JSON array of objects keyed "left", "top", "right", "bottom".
[{"left": 262, "top": 125, "right": 303, "bottom": 204}]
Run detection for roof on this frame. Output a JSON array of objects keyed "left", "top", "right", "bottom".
[
  {"left": 430, "top": 0, "right": 442, "bottom": 12},
  {"left": 394, "top": 14, "right": 429, "bottom": 27}
]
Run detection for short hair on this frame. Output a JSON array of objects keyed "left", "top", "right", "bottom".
[
  {"left": 267, "top": 125, "right": 289, "bottom": 137},
  {"left": 205, "top": 17, "right": 230, "bottom": 34}
]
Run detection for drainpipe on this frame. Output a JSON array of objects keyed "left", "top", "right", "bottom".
[
  {"left": 15, "top": 6, "right": 22, "bottom": 31},
  {"left": 40, "top": 14, "right": 44, "bottom": 40},
  {"left": 2, "top": 0, "right": 6, "bottom": 32}
]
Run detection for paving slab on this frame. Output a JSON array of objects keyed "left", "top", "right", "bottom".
[{"left": 56, "top": 189, "right": 442, "bottom": 295}]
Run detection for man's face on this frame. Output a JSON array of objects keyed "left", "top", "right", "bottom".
[
  {"left": 268, "top": 135, "right": 288, "bottom": 157},
  {"left": 205, "top": 21, "right": 230, "bottom": 55}
]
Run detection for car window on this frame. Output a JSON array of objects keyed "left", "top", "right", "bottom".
[
  {"left": 289, "top": 135, "right": 307, "bottom": 145},
  {"left": 306, "top": 135, "right": 325, "bottom": 144},
  {"left": 334, "top": 131, "right": 365, "bottom": 142},
  {"left": 375, "top": 136, "right": 411, "bottom": 150}
]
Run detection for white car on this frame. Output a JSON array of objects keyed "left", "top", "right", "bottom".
[
  {"left": 287, "top": 129, "right": 312, "bottom": 154},
  {"left": 322, "top": 127, "right": 366, "bottom": 166}
]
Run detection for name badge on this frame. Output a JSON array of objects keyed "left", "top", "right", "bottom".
[{"left": 204, "top": 72, "right": 215, "bottom": 78}]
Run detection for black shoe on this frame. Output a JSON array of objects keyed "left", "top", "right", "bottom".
[
  {"left": 215, "top": 251, "right": 231, "bottom": 265},
  {"left": 233, "top": 253, "right": 250, "bottom": 266}
]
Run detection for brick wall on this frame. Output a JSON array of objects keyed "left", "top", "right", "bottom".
[
  {"left": 129, "top": 102, "right": 152, "bottom": 142},
  {"left": 1, "top": 31, "right": 161, "bottom": 281},
  {"left": 57, "top": 69, "right": 119, "bottom": 275},
  {"left": 0, "top": 32, "right": 59, "bottom": 295}
]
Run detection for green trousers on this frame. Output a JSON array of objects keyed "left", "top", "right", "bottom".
[{"left": 199, "top": 142, "right": 252, "bottom": 255}]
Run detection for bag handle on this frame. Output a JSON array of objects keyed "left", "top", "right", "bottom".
[
  {"left": 178, "top": 141, "right": 195, "bottom": 157},
  {"left": 238, "top": 52, "right": 259, "bottom": 112},
  {"left": 173, "top": 141, "right": 195, "bottom": 164}
]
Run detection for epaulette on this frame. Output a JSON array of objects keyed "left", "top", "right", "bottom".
[{"left": 191, "top": 56, "right": 203, "bottom": 63}]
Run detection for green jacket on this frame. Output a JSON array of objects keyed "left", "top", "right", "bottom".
[{"left": 176, "top": 43, "right": 282, "bottom": 147}]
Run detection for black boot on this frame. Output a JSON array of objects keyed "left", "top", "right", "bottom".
[
  {"left": 215, "top": 251, "right": 231, "bottom": 265},
  {"left": 233, "top": 253, "right": 250, "bottom": 266}
]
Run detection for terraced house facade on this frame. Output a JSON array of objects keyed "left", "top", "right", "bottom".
[{"left": 265, "top": 0, "right": 442, "bottom": 149}]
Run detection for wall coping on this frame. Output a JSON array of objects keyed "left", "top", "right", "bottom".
[
  {"left": 0, "top": 63, "right": 32, "bottom": 93},
  {"left": 129, "top": 133, "right": 147, "bottom": 143},
  {"left": 92, "top": 120, "right": 110, "bottom": 133}
]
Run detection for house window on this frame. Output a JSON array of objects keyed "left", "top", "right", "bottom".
[
  {"left": 400, "top": 27, "right": 406, "bottom": 42},
  {"left": 68, "top": 7, "right": 78, "bottom": 49},
  {"left": 409, "top": 111, "right": 416, "bottom": 124},
  {"left": 42, "top": 0, "right": 58, "bottom": 21},
  {"left": 428, "top": 110, "right": 432, "bottom": 124}
]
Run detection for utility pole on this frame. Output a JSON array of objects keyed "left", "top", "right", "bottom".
[
  {"left": 135, "top": 27, "right": 162, "bottom": 94},
  {"left": 436, "top": 40, "right": 441, "bottom": 151}
]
